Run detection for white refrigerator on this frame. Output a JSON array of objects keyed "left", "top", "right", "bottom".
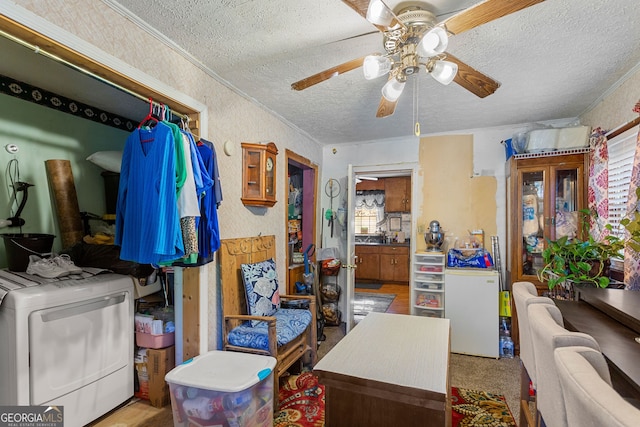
[{"left": 444, "top": 269, "right": 499, "bottom": 358}]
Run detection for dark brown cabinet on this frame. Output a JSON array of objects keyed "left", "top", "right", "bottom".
[
  {"left": 355, "top": 245, "right": 380, "bottom": 281},
  {"left": 379, "top": 246, "right": 410, "bottom": 282},
  {"left": 241, "top": 142, "right": 278, "bottom": 207},
  {"left": 356, "top": 179, "right": 385, "bottom": 191},
  {"left": 384, "top": 177, "right": 411, "bottom": 212},
  {"left": 506, "top": 152, "right": 588, "bottom": 294},
  {"left": 355, "top": 245, "right": 409, "bottom": 283}
]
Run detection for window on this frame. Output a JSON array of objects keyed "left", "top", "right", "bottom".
[
  {"left": 607, "top": 126, "right": 638, "bottom": 238},
  {"left": 355, "top": 208, "right": 378, "bottom": 234},
  {"left": 354, "top": 190, "right": 385, "bottom": 234}
]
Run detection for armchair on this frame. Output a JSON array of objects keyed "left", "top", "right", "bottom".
[
  {"left": 218, "top": 236, "right": 317, "bottom": 406},
  {"left": 512, "top": 281, "right": 555, "bottom": 427},
  {"left": 555, "top": 346, "right": 640, "bottom": 427}
]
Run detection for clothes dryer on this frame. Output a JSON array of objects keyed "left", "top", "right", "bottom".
[{"left": 0, "top": 271, "right": 134, "bottom": 427}]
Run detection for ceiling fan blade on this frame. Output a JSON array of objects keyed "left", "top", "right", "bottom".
[
  {"left": 376, "top": 95, "right": 398, "bottom": 118},
  {"left": 443, "top": 0, "right": 546, "bottom": 35},
  {"left": 446, "top": 53, "right": 501, "bottom": 98},
  {"left": 341, "top": 0, "right": 405, "bottom": 33},
  {"left": 291, "top": 57, "right": 366, "bottom": 91}
]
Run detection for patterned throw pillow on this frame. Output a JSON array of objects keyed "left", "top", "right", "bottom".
[{"left": 241, "top": 258, "right": 281, "bottom": 326}]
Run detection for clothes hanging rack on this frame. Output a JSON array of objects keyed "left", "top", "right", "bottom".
[{"left": 0, "top": 28, "right": 191, "bottom": 121}]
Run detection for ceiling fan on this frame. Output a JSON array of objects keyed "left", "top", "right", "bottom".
[{"left": 291, "top": 0, "right": 546, "bottom": 118}]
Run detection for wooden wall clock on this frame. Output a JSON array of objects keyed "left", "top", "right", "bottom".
[{"left": 241, "top": 141, "right": 278, "bottom": 207}]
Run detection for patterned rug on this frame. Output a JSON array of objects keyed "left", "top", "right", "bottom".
[
  {"left": 451, "top": 387, "right": 516, "bottom": 427},
  {"left": 353, "top": 292, "right": 396, "bottom": 320},
  {"left": 273, "top": 375, "right": 515, "bottom": 427},
  {"left": 274, "top": 371, "right": 324, "bottom": 427}
]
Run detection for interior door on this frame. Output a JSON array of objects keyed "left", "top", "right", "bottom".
[{"left": 344, "top": 164, "right": 357, "bottom": 332}]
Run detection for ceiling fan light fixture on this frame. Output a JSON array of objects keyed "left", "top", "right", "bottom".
[
  {"left": 366, "top": 0, "right": 394, "bottom": 26},
  {"left": 417, "top": 26, "right": 448, "bottom": 57},
  {"left": 363, "top": 55, "right": 392, "bottom": 80},
  {"left": 381, "top": 78, "right": 405, "bottom": 102},
  {"left": 430, "top": 60, "right": 458, "bottom": 85}
]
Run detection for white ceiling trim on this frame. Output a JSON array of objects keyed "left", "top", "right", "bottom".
[{"left": 579, "top": 59, "right": 640, "bottom": 118}]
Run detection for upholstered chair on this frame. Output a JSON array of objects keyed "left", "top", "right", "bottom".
[
  {"left": 512, "top": 281, "right": 554, "bottom": 426},
  {"left": 528, "top": 303, "right": 600, "bottom": 427},
  {"left": 218, "top": 238, "right": 318, "bottom": 411},
  {"left": 554, "top": 346, "right": 640, "bottom": 427}
]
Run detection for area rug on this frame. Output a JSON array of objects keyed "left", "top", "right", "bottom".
[
  {"left": 353, "top": 292, "right": 396, "bottom": 318},
  {"left": 274, "top": 371, "right": 324, "bottom": 427},
  {"left": 355, "top": 282, "right": 383, "bottom": 290},
  {"left": 451, "top": 387, "right": 516, "bottom": 427}
]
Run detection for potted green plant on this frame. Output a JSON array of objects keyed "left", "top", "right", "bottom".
[{"left": 538, "top": 209, "right": 624, "bottom": 290}]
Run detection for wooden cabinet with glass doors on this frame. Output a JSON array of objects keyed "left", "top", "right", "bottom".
[
  {"left": 506, "top": 151, "right": 589, "bottom": 295},
  {"left": 506, "top": 151, "right": 588, "bottom": 352}
]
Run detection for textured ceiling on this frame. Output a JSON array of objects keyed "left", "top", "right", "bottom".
[{"left": 6, "top": 0, "right": 640, "bottom": 146}]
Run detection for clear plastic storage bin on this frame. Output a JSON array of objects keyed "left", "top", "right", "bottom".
[{"left": 164, "top": 351, "right": 276, "bottom": 427}]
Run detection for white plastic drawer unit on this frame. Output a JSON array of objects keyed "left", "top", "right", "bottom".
[
  {"left": 415, "top": 254, "right": 444, "bottom": 265},
  {"left": 412, "top": 252, "right": 446, "bottom": 317},
  {"left": 0, "top": 272, "right": 135, "bottom": 427},
  {"left": 415, "top": 281, "right": 443, "bottom": 291}
]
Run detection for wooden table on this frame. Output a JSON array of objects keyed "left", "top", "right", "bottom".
[{"left": 314, "top": 312, "right": 451, "bottom": 426}]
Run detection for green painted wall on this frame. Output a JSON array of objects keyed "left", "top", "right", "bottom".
[{"left": 0, "top": 94, "right": 129, "bottom": 268}]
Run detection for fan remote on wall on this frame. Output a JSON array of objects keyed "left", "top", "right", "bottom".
[{"left": 291, "top": 0, "right": 546, "bottom": 117}]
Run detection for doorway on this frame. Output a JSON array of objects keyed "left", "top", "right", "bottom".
[
  {"left": 347, "top": 164, "right": 419, "bottom": 327},
  {"left": 284, "top": 150, "right": 318, "bottom": 293}
]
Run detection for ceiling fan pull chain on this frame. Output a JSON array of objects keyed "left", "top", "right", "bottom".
[{"left": 413, "top": 75, "right": 421, "bottom": 137}]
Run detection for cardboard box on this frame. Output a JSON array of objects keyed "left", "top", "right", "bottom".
[{"left": 147, "top": 346, "right": 176, "bottom": 408}]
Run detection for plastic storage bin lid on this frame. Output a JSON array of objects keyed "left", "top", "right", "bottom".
[{"left": 165, "top": 351, "right": 276, "bottom": 393}]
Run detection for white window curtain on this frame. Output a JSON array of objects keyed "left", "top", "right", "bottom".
[
  {"left": 355, "top": 191, "right": 386, "bottom": 227},
  {"left": 588, "top": 128, "right": 610, "bottom": 241}
]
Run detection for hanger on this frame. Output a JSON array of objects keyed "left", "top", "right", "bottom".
[
  {"left": 178, "top": 114, "right": 202, "bottom": 144},
  {"left": 137, "top": 98, "right": 160, "bottom": 129}
]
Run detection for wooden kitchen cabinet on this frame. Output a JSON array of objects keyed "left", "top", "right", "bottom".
[
  {"left": 355, "top": 245, "right": 380, "bottom": 281},
  {"left": 356, "top": 179, "right": 385, "bottom": 191},
  {"left": 384, "top": 177, "right": 411, "bottom": 212},
  {"left": 379, "top": 246, "right": 410, "bottom": 283},
  {"left": 356, "top": 244, "right": 410, "bottom": 283}
]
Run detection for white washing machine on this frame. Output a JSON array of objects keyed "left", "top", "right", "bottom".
[{"left": 0, "top": 271, "right": 134, "bottom": 427}]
